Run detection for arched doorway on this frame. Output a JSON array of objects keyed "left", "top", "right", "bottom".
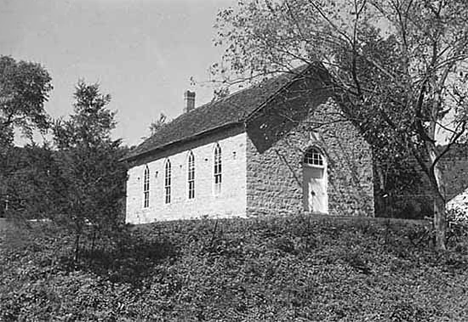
[{"left": 303, "top": 147, "right": 328, "bottom": 214}]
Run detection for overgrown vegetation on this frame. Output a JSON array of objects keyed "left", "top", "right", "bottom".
[
  {"left": 0, "top": 61, "right": 128, "bottom": 255},
  {"left": 52, "top": 81, "right": 127, "bottom": 260},
  {"left": 1, "top": 215, "right": 467, "bottom": 321}
]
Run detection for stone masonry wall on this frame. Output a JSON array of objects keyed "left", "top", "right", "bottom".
[
  {"left": 246, "top": 100, "right": 374, "bottom": 217},
  {"left": 126, "top": 126, "right": 247, "bottom": 224}
]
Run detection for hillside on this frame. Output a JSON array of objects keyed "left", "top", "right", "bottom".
[{"left": 1, "top": 215, "right": 467, "bottom": 321}]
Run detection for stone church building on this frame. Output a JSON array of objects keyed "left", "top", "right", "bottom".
[{"left": 123, "top": 63, "right": 374, "bottom": 224}]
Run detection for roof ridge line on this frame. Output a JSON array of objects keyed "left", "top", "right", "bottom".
[
  {"left": 244, "top": 63, "right": 314, "bottom": 122},
  {"left": 195, "top": 68, "right": 301, "bottom": 110},
  {"left": 121, "top": 63, "right": 317, "bottom": 162}
]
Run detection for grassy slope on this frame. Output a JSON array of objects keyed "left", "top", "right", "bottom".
[{"left": 1, "top": 215, "right": 467, "bottom": 321}]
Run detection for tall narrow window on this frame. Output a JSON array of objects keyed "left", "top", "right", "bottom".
[
  {"left": 165, "top": 159, "right": 171, "bottom": 204},
  {"left": 214, "top": 143, "right": 222, "bottom": 195},
  {"left": 143, "top": 166, "right": 150, "bottom": 208},
  {"left": 188, "top": 151, "right": 195, "bottom": 199}
]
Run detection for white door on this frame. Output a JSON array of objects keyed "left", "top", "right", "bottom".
[{"left": 302, "top": 148, "right": 328, "bottom": 213}]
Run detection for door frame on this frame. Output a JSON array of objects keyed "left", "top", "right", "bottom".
[{"left": 302, "top": 147, "right": 328, "bottom": 214}]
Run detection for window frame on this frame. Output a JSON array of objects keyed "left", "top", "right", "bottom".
[
  {"left": 143, "top": 165, "right": 150, "bottom": 208},
  {"left": 303, "top": 147, "right": 325, "bottom": 168},
  {"left": 188, "top": 151, "right": 195, "bottom": 199},
  {"left": 164, "top": 159, "right": 171, "bottom": 204},
  {"left": 214, "top": 143, "right": 222, "bottom": 195}
]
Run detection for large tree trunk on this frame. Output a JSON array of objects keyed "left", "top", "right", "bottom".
[
  {"left": 433, "top": 193, "right": 446, "bottom": 250},
  {"left": 428, "top": 146, "right": 447, "bottom": 250}
]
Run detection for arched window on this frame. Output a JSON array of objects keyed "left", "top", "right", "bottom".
[
  {"left": 188, "top": 151, "right": 195, "bottom": 199},
  {"left": 214, "top": 143, "right": 222, "bottom": 195},
  {"left": 303, "top": 147, "right": 324, "bottom": 167},
  {"left": 164, "top": 159, "right": 171, "bottom": 204},
  {"left": 143, "top": 165, "right": 150, "bottom": 208}
]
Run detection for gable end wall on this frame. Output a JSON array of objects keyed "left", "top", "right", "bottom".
[{"left": 246, "top": 100, "right": 374, "bottom": 217}]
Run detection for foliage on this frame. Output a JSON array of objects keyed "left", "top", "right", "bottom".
[
  {"left": 52, "top": 81, "right": 127, "bottom": 259},
  {"left": 1, "top": 215, "right": 468, "bottom": 321},
  {"left": 0, "top": 55, "right": 52, "bottom": 144},
  {"left": 212, "top": 87, "right": 231, "bottom": 101},
  {"left": 447, "top": 208, "right": 468, "bottom": 252},
  {"left": 214, "top": 0, "right": 468, "bottom": 248},
  {"left": 374, "top": 160, "right": 426, "bottom": 218},
  {"left": 0, "top": 144, "right": 62, "bottom": 221},
  {"left": 149, "top": 112, "right": 167, "bottom": 136},
  {"left": 0, "top": 55, "right": 53, "bottom": 218}
]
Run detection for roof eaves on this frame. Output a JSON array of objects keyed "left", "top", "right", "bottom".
[
  {"left": 121, "top": 64, "right": 315, "bottom": 163},
  {"left": 121, "top": 121, "right": 244, "bottom": 162}
]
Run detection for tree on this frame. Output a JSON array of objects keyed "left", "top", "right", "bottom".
[
  {"left": 212, "top": 87, "right": 231, "bottom": 102},
  {"left": 0, "top": 55, "right": 53, "bottom": 219},
  {"left": 0, "top": 56, "right": 52, "bottom": 144},
  {"left": 0, "top": 143, "right": 61, "bottom": 221},
  {"left": 149, "top": 113, "right": 167, "bottom": 136},
  {"left": 214, "top": 0, "right": 468, "bottom": 249},
  {"left": 53, "top": 81, "right": 127, "bottom": 260}
]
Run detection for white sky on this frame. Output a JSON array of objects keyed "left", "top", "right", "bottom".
[{"left": 0, "top": 0, "right": 237, "bottom": 147}]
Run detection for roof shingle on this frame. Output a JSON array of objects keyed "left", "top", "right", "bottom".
[{"left": 123, "top": 64, "right": 312, "bottom": 161}]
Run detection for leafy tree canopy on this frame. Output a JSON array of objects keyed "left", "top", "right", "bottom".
[
  {"left": 53, "top": 81, "right": 127, "bottom": 260},
  {"left": 0, "top": 56, "right": 53, "bottom": 146},
  {"left": 0, "top": 56, "right": 53, "bottom": 220},
  {"left": 149, "top": 112, "right": 167, "bottom": 136},
  {"left": 54, "top": 81, "right": 115, "bottom": 150},
  {"left": 214, "top": 0, "right": 468, "bottom": 249},
  {"left": 0, "top": 143, "right": 61, "bottom": 221}
]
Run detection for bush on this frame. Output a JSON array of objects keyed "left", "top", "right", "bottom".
[
  {"left": 447, "top": 208, "right": 468, "bottom": 252},
  {"left": 1, "top": 215, "right": 468, "bottom": 321}
]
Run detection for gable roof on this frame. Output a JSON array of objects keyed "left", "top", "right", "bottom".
[{"left": 123, "top": 64, "right": 319, "bottom": 161}]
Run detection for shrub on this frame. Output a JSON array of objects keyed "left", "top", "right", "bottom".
[
  {"left": 1, "top": 215, "right": 468, "bottom": 321},
  {"left": 447, "top": 208, "right": 468, "bottom": 252}
]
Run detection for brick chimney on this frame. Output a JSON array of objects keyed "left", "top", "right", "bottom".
[{"left": 184, "top": 90, "right": 196, "bottom": 113}]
